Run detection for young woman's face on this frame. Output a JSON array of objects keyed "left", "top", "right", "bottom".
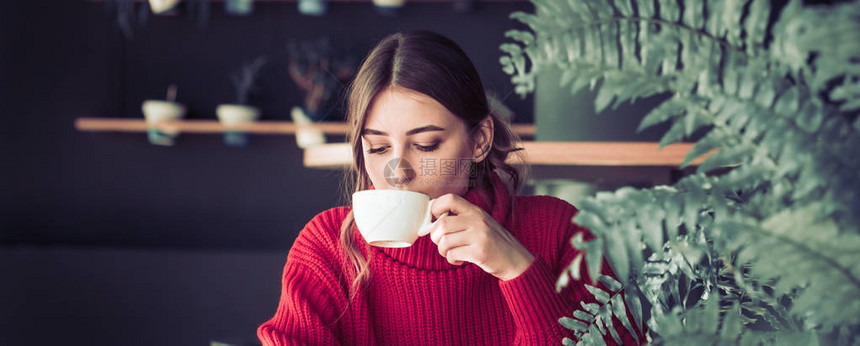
[{"left": 361, "top": 88, "right": 478, "bottom": 199}]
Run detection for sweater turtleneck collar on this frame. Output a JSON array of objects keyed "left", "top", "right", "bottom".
[{"left": 359, "top": 173, "right": 513, "bottom": 272}]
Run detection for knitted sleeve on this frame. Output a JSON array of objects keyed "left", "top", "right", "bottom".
[
  {"left": 498, "top": 197, "right": 644, "bottom": 345},
  {"left": 257, "top": 208, "right": 350, "bottom": 346}
]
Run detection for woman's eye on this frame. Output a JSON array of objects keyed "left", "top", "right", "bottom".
[
  {"left": 415, "top": 143, "right": 440, "bottom": 152},
  {"left": 367, "top": 146, "right": 389, "bottom": 155}
]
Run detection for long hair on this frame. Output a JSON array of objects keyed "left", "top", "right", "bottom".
[{"left": 339, "top": 30, "right": 525, "bottom": 300}]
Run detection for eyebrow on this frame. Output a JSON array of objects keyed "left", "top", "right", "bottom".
[{"left": 361, "top": 125, "right": 445, "bottom": 137}]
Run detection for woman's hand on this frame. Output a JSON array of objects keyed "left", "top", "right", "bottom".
[{"left": 428, "top": 193, "right": 535, "bottom": 281}]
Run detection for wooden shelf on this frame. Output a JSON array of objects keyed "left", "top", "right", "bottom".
[
  {"left": 303, "top": 142, "right": 711, "bottom": 168},
  {"left": 76, "top": 118, "right": 710, "bottom": 169},
  {"left": 74, "top": 118, "right": 535, "bottom": 136},
  {"left": 76, "top": 118, "right": 346, "bottom": 135}
]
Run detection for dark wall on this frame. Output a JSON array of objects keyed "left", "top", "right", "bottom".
[
  {"left": 0, "top": 245, "right": 288, "bottom": 346},
  {"left": 1, "top": 0, "right": 534, "bottom": 250},
  {"left": 535, "top": 67, "right": 669, "bottom": 142}
]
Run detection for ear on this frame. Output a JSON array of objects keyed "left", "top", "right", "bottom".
[{"left": 472, "top": 116, "right": 494, "bottom": 163}]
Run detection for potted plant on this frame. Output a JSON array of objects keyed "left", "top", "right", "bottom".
[
  {"left": 216, "top": 56, "right": 267, "bottom": 147},
  {"left": 287, "top": 38, "right": 355, "bottom": 122},
  {"left": 286, "top": 38, "right": 355, "bottom": 148},
  {"left": 503, "top": 0, "right": 860, "bottom": 344},
  {"left": 142, "top": 84, "right": 186, "bottom": 146}
]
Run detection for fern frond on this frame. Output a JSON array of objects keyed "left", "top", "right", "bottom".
[
  {"left": 771, "top": 0, "right": 860, "bottom": 94},
  {"left": 651, "top": 299, "right": 817, "bottom": 346},
  {"left": 716, "top": 204, "right": 860, "bottom": 330},
  {"left": 503, "top": 0, "right": 773, "bottom": 102},
  {"left": 830, "top": 78, "right": 860, "bottom": 113},
  {"left": 714, "top": 258, "right": 806, "bottom": 333},
  {"left": 559, "top": 275, "right": 642, "bottom": 345}
]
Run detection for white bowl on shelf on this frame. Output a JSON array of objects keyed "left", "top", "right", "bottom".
[
  {"left": 217, "top": 104, "right": 260, "bottom": 147},
  {"left": 148, "top": 0, "right": 181, "bottom": 14},
  {"left": 142, "top": 100, "right": 186, "bottom": 124},
  {"left": 216, "top": 104, "right": 259, "bottom": 126},
  {"left": 291, "top": 106, "right": 325, "bottom": 149},
  {"left": 142, "top": 100, "right": 186, "bottom": 146}
]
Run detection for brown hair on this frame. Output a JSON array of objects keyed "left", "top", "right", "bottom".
[{"left": 339, "top": 30, "right": 525, "bottom": 300}]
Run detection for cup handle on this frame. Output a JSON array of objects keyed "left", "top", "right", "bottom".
[{"left": 418, "top": 198, "right": 448, "bottom": 237}]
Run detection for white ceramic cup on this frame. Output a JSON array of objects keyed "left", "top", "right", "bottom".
[{"left": 352, "top": 190, "right": 447, "bottom": 248}]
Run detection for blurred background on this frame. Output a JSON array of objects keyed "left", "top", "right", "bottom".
[{"left": 0, "top": 0, "right": 670, "bottom": 345}]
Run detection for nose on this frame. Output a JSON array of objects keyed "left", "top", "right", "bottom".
[
  {"left": 383, "top": 152, "right": 416, "bottom": 188},
  {"left": 389, "top": 174, "right": 413, "bottom": 188}
]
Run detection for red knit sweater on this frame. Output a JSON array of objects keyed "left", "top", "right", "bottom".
[{"left": 258, "top": 176, "right": 640, "bottom": 345}]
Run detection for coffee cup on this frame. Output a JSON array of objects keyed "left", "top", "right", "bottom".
[{"left": 352, "top": 189, "right": 448, "bottom": 248}]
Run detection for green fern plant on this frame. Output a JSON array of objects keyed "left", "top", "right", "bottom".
[
  {"left": 559, "top": 274, "right": 642, "bottom": 345},
  {"left": 502, "top": 0, "right": 860, "bottom": 344}
]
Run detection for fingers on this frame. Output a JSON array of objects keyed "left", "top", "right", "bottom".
[
  {"left": 429, "top": 216, "right": 470, "bottom": 266},
  {"left": 444, "top": 246, "right": 475, "bottom": 267},
  {"left": 431, "top": 193, "right": 478, "bottom": 219},
  {"left": 429, "top": 215, "right": 466, "bottom": 244},
  {"left": 434, "top": 227, "right": 471, "bottom": 263}
]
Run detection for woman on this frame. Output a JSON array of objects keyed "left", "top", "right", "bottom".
[{"left": 258, "top": 30, "right": 638, "bottom": 345}]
